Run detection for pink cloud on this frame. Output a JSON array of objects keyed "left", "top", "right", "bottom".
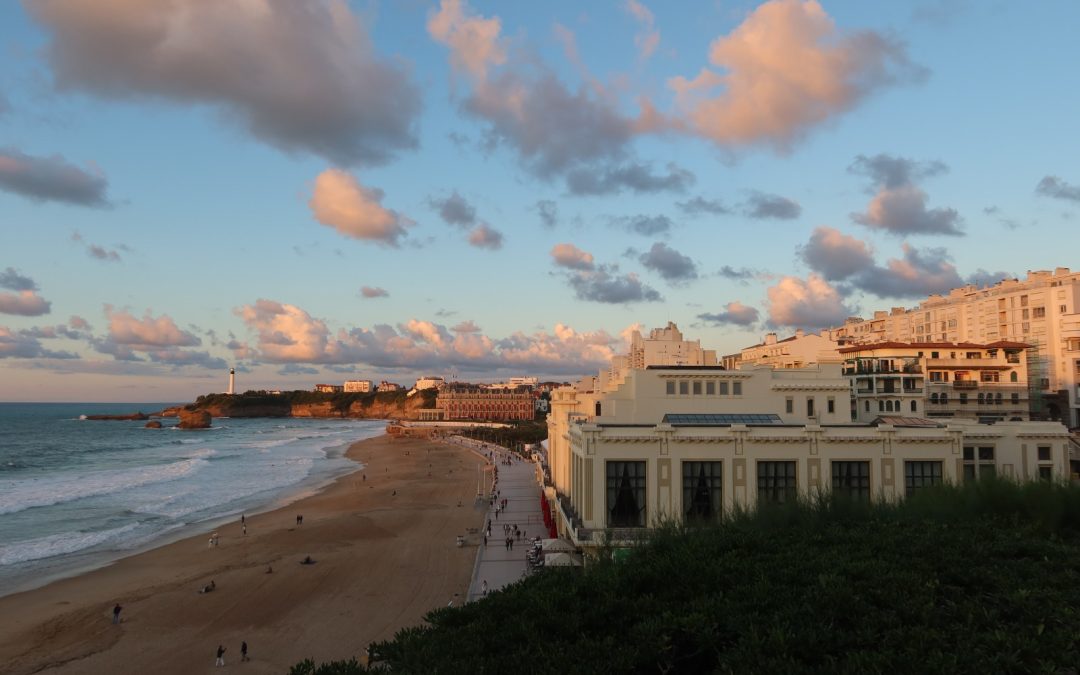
[
  {"left": 309, "top": 169, "right": 410, "bottom": 245},
  {"left": 766, "top": 274, "right": 854, "bottom": 329},
  {"left": 105, "top": 307, "right": 200, "bottom": 347},
  {"left": 427, "top": 0, "right": 506, "bottom": 81},
  {"left": 0, "top": 290, "right": 51, "bottom": 316},
  {"left": 550, "top": 243, "right": 596, "bottom": 271},
  {"left": 467, "top": 223, "right": 503, "bottom": 249},
  {"left": 669, "top": 0, "right": 920, "bottom": 149},
  {"left": 624, "top": 0, "right": 660, "bottom": 60}
]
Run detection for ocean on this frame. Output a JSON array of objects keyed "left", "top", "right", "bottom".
[{"left": 0, "top": 403, "right": 385, "bottom": 596}]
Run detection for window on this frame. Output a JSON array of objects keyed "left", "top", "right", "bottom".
[
  {"left": 959, "top": 393, "right": 968, "bottom": 404},
  {"left": 832, "top": 461, "right": 870, "bottom": 502},
  {"left": 1033, "top": 307, "right": 1045, "bottom": 318},
  {"left": 1022, "top": 309, "right": 1029, "bottom": 320},
  {"left": 1039, "top": 466, "right": 1053, "bottom": 481},
  {"left": 931, "top": 351, "right": 939, "bottom": 359},
  {"left": 1011, "top": 393, "right": 1019, "bottom": 404},
  {"left": 911, "top": 400, "right": 918, "bottom": 412},
  {"left": 1021, "top": 295, "right": 1028, "bottom": 307},
  {"left": 828, "top": 397, "right": 835, "bottom": 414},
  {"left": 865, "top": 401, "right": 870, "bottom": 412},
  {"left": 1010, "top": 371, "right": 1018, "bottom": 382},
  {"left": 606, "top": 461, "right": 646, "bottom": 527},
  {"left": 905, "top": 461, "right": 943, "bottom": 496},
  {"left": 807, "top": 398, "right": 815, "bottom": 417},
  {"left": 679, "top": 381, "right": 689, "bottom": 395},
  {"left": 962, "top": 446, "right": 996, "bottom": 481},
  {"left": 719, "top": 381, "right": 729, "bottom": 395},
  {"left": 682, "top": 461, "right": 722, "bottom": 522},
  {"left": 757, "top": 461, "right": 797, "bottom": 504},
  {"left": 885, "top": 400, "right": 893, "bottom": 412},
  {"left": 785, "top": 397, "right": 793, "bottom": 414},
  {"left": 1061, "top": 305, "right": 1068, "bottom": 314},
  {"left": 879, "top": 400, "right": 884, "bottom": 412},
  {"left": 666, "top": 381, "right": 675, "bottom": 395},
  {"left": 1037, "top": 446, "right": 1051, "bottom": 462},
  {"left": 692, "top": 381, "right": 702, "bottom": 395},
  {"left": 733, "top": 382, "right": 742, "bottom": 396},
  {"left": 705, "top": 381, "right": 715, "bottom": 396}
]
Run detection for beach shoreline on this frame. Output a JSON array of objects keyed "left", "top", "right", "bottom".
[{"left": 0, "top": 434, "right": 488, "bottom": 674}]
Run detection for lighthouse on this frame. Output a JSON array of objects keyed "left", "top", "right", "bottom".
[{"left": 228, "top": 367, "right": 235, "bottom": 395}]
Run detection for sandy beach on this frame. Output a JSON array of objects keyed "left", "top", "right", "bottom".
[{"left": 0, "top": 435, "right": 487, "bottom": 674}]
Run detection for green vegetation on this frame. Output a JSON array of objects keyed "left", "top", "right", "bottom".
[
  {"left": 189, "top": 389, "right": 436, "bottom": 415},
  {"left": 295, "top": 478, "right": 1080, "bottom": 674},
  {"left": 454, "top": 420, "right": 548, "bottom": 447}
]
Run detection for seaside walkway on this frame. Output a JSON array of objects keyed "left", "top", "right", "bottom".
[{"left": 446, "top": 438, "right": 545, "bottom": 602}]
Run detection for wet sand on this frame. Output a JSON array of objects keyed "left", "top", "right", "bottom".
[{"left": 0, "top": 435, "right": 487, "bottom": 674}]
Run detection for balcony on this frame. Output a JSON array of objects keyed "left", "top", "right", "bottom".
[
  {"left": 903, "top": 387, "right": 924, "bottom": 394},
  {"left": 953, "top": 380, "right": 978, "bottom": 390}
]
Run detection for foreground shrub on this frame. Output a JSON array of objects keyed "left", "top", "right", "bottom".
[{"left": 300, "top": 478, "right": 1080, "bottom": 674}]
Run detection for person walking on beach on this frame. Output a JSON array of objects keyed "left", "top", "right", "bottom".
[
  {"left": 241, "top": 641, "right": 250, "bottom": 662},
  {"left": 215, "top": 645, "right": 227, "bottom": 667},
  {"left": 241, "top": 513, "right": 245, "bottom": 525},
  {"left": 112, "top": 603, "right": 122, "bottom": 624}
]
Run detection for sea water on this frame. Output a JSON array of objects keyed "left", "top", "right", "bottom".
[{"left": 0, "top": 403, "right": 385, "bottom": 596}]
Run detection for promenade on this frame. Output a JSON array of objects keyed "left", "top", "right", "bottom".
[{"left": 445, "top": 437, "right": 545, "bottom": 602}]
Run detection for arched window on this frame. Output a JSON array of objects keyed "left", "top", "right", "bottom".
[
  {"left": 1010, "top": 371, "right": 1018, "bottom": 382},
  {"left": 595, "top": 402, "right": 602, "bottom": 417},
  {"left": 911, "top": 400, "right": 918, "bottom": 412},
  {"left": 930, "top": 393, "right": 938, "bottom": 403},
  {"left": 977, "top": 393, "right": 985, "bottom": 404},
  {"left": 885, "top": 400, "right": 893, "bottom": 412}
]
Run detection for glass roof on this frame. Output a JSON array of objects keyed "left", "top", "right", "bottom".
[{"left": 662, "top": 413, "right": 783, "bottom": 425}]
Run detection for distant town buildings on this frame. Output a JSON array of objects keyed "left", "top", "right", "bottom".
[
  {"left": 378, "top": 381, "right": 403, "bottom": 392},
  {"left": 314, "top": 384, "right": 343, "bottom": 393},
  {"left": 343, "top": 379, "right": 374, "bottom": 393},
  {"left": 727, "top": 329, "right": 842, "bottom": 370},
  {"left": 413, "top": 376, "right": 445, "bottom": 391}
]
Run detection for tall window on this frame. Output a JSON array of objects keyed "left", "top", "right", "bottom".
[
  {"left": 692, "top": 381, "right": 702, "bottom": 395},
  {"left": 904, "top": 461, "right": 942, "bottom": 497},
  {"left": 828, "top": 397, "right": 835, "bottom": 414},
  {"left": 832, "top": 461, "right": 870, "bottom": 502},
  {"left": 679, "top": 381, "right": 689, "bottom": 395},
  {"left": 705, "top": 381, "right": 715, "bottom": 395},
  {"left": 785, "top": 397, "right": 793, "bottom": 414},
  {"left": 606, "top": 461, "right": 646, "bottom": 527},
  {"left": 807, "top": 398, "right": 815, "bottom": 417},
  {"left": 719, "top": 381, "right": 729, "bottom": 395},
  {"left": 962, "top": 446, "right": 995, "bottom": 481},
  {"left": 910, "top": 400, "right": 918, "bottom": 412},
  {"left": 682, "top": 461, "right": 723, "bottom": 522},
  {"left": 733, "top": 382, "right": 742, "bottom": 395},
  {"left": 757, "top": 461, "right": 797, "bottom": 504},
  {"left": 666, "top": 381, "right": 675, "bottom": 395}
]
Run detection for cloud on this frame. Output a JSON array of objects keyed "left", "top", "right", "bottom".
[
  {"left": 1035, "top": 176, "right": 1080, "bottom": 203},
  {"left": 565, "top": 162, "right": 694, "bottom": 196},
  {"left": 0, "top": 290, "right": 52, "bottom": 316},
  {"left": 451, "top": 320, "right": 482, "bottom": 333},
  {"left": 235, "top": 297, "right": 617, "bottom": 374},
  {"left": 143, "top": 348, "right": 227, "bottom": 370},
  {"left": 467, "top": 223, "right": 503, "bottom": 249},
  {"left": 536, "top": 200, "right": 558, "bottom": 228},
  {"left": 678, "top": 196, "right": 731, "bottom": 216},
  {"left": 639, "top": 242, "right": 698, "bottom": 283},
  {"left": 767, "top": 274, "right": 854, "bottom": 329},
  {"left": 668, "top": 0, "right": 923, "bottom": 150},
  {"left": 0, "top": 268, "right": 38, "bottom": 292},
  {"left": 854, "top": 244, "right": 964, "bottom": 298},
  {"left": 279, "top": 363, "right": 320, "bottom": 376},
  {"left": 742, "top": 191, "right": 801, "bottom": 220},
  {"left": 28, "top": 0, "right": 420, "bottom": 166},
  {"left": 624, "top": 0, "right": 660, "bottom": 60},
  {"left": 309, "top": 169, "right": 410, "bottom": 245},
  {"left": 799, "top": 226, "right": 874, "bottom": 280},
  {"left": 698, "top": 301, "right": 760, "bottom": 326},
  {"left": 849, "top": 153, "right": 962, "bottom": 236},
  {"left": 612, "top": 214, "right": 674, "bottom": 236},
  {"left": 0, "top": 326, "right": 79, "bottom": 359},
  {"left": 87, "top": 244, "right": 121, "bottom": 262},
  {"left": 105, "top": 307, "right": 200, "bottom": 347},
  {"left": 360, "top": 286, "right": 389, "bottom": 299},
  {"left": 717, "top": 265, "right": 759, "bottom": 282},
  {"left": 966, "top": 269, "right": 1012, "bottom": 289},
  {"left": 551, "top": 243, "right": 596, "bottom": 271},
  {"left": 567, "top": 266, "right": 661, "bottom": 304},
  {"left": 0, "top": 148, "right": 110, "bottom": 206},
  {"left": 430, "top": 191, "right": 477, "bottom": 227},
  {"left": 427, "top": 0, "right": 506, "bottom": 81},
  {"left": 69, "top": 315, "right": 90, "bottom": 330}
]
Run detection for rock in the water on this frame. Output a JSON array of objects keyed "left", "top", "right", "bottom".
[
  {"left": 177, "top": 409, "right": 212, "bottom": 429},
  {"left": 145, "top": 420, "right": 163, "bottom": 429},
  {"left": 85, "top": 412, "right": 149, "bottom": 421}
]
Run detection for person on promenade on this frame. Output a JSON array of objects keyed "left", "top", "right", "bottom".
[
  {"left": 215, "top": 645, "right": 227, "bottom": 667},
  {"left": 482, "top": 580, "right": 488, "bottom": 596},
  {"left": 241, "top": 641, "right": 250, "bottom": 662},
  {"left": 242, "top": 523, "right": 247, "bottom": 536},
  {"left": 112, "top": 603, "right": 122, "bottom": 624}
]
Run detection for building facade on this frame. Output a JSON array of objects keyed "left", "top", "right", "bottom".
[
  {"left": 738, "top": 330, "right": 842, "bottom": 369},
  {"left": 377, "top": 381, "right": 402, "bottom": 392},
  {"left": 343, "top": 379, "right": 374, "bottom": 393},
  {"left": 413, "top": 376, "right": 445, "bottom": 391},
  {"left": 314, "top": 384, "right": 343, "bottom": 393},
  {"left": 439, "top": 386, "right": 535, "bottom": 421},
  {"left": 841, "top": 341, "right": 1031, "bottom": 423},
  {"left": 829, "top": 268, "right": 1080, "bottom": 425}
]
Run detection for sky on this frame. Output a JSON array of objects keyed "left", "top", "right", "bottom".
[{"left": 1, "top": 0, "right": 1078, "bottom": 402}]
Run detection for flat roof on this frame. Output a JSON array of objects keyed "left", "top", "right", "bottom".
[{"left": 663, "top": 413, "right": 783, "bottom": 425}]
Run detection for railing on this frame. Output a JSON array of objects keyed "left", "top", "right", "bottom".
[
  {"left": 953, "top": 380, "right": 978, "bottom": 390},
  {"left": 903, "top": 387, "right": 924, "bottom": 394}
]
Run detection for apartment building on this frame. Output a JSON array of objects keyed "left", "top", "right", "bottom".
[
  {"left": 841, "top": 341, "right": 1030, "bottom": 423},
  {"left": 439, "top": 385, "right": 534, "bottom": 421},
  {"left": 830, "top": 268, "right": 1080, "bottom": 425},
  {"left": 343, "top": 379, "right": 373, "bottom": 393},
  {"left": 314, "top": 384, "right": 343, "bottom": 393},
  {"left": 737, "top": 329, "right": 842, "bottom": 369}
]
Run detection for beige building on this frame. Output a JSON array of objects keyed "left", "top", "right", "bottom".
[
  {"left": 737, "top": 329, "right": 842, "bottom": 369},
  {"left": 314, "top": 383, "right": 343, "bottom": 393},
  {"left": 343, "top": 379, "right": 373, "bottom": 393},
  {"left": 841, "top": 341, "right": 1031, "bottom": 423},
  {"left": 829, "top": 268, "right": 1080, "bottom": 425}
]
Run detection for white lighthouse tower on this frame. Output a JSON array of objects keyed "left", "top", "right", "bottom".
[{"left": 228, "top": 367, "right": 235, "bottom": 395}]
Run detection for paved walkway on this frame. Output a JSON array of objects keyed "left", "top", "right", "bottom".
[{"left": 445, "top": 438, "right": 545, "bottom": 602}]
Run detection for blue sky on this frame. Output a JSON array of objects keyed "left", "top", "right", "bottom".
[{"left": 1, "top": 0, "right": 1077, "bottom": 402}]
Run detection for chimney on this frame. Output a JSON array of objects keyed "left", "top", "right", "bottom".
[{"left": 764, "top": 332, "right": 777, "bottom": 345}]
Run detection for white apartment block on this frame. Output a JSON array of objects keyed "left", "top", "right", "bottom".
[
  {"left": 413, "top": 376, "right": 445, "bottom": 391},
  {"left": 829, "top": 268, "right": 1080, "bottom": 426},
  {"left": 840, "top": 342, "right": 1030, "bottom": 423},
  {"left": 737, "top": 329, "right": 842, "bottom": 369},
  {"left": 343, "top": 379, "right": 374, "bottom": 393}
]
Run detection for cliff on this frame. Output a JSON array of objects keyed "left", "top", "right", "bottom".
[{"left": 160, "top": 389, "right": 436, "bottom": 420}]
